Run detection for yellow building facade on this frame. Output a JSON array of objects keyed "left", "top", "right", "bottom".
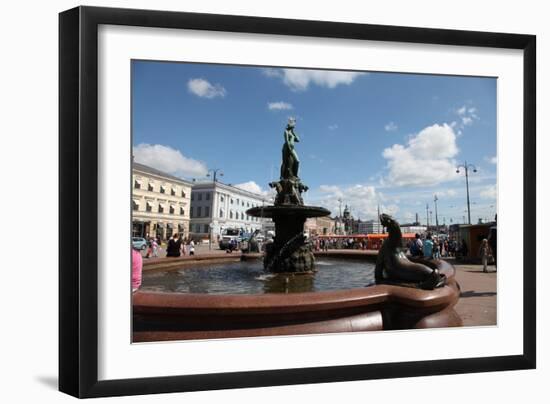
[{"left": 132, "top": 162, "right": 193, "bottom": 240}]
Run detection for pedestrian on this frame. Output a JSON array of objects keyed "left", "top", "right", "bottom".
[
  {"left": 152, "top": 237, "right": 159, "bottom": 257},
  {"left": 461, "top": 239, "right": 469, "bottom": 259},
  {"left": 488, "top": 227, "right": 497, "bottom": 269},
  {"left": 180, "top": 237, "right": 187, "bottom": 256},
  {"left": 166, "top": 233, "right": 182, "bottom": 257},
  {"left": 410, "top": 233, "right": 423, "bottom": 257},
  {"left": 432, "top": 237, "right": 441, "bottom": 260},
  {"left": 189, "top": 239, "right": 195, "bottom": 256},
  {"left": 144, "top": 236, "right": 153, "bottom": 259},
  {"left": 423, "top": 233, "right": 434, "bottom": 259},
  {"left": 132, "top": 245, "right": 143, "bottom": 292},
  {"left": 479, "top": 238, "right": 490, "bottom": 273}
]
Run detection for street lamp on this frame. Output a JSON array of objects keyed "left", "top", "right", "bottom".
[
  {"left": 456, "top": 161, "right": 477, "bottom": 225},
  {"left": 207, "top": 168, "right": 224, "bottom": 183},
  {"left": 434, "top": 194, "right": 439, "bottom": 229},
  {"left": 337, "top": 198, "right": 343, "bottom": 235}
]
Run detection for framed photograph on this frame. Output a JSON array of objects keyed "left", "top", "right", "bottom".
[{"left": 59, "top": 6, "right": 536, "bottom": 398}]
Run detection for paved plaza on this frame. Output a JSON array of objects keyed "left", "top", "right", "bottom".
[{"left": 452, "top": 262, "right": 497, "bottom": 326}]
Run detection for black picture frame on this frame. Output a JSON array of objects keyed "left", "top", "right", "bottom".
[{"left": 59, "top": 5, "right": 536, "bottom": 398}]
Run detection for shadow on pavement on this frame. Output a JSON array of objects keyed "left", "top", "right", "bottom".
[{"left": 460, "top": 290, "right": 497, "bottom": 298}]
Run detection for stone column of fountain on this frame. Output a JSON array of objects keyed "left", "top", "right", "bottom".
[{"left": 247, "top": 118, "right": 330, "bottom": 273}]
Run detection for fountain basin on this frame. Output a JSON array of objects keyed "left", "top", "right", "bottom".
[{"left": 133, "top": 253, "right": 462, "bottom": 342}]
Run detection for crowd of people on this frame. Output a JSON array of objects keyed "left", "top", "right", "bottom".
[
  {"left": 313, "top": 238, "right": 369, "bottom": 251},
  {"left": 408, "top": 233, "right": 465, "bottom": 259},
  {"left": 409, "top": 233, "right": 494, "bottom": 273},
  {"left": 141, "top": 233, "right": 196, "bottom": 259}
]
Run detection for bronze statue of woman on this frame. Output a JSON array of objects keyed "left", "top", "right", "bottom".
[{"left": 280, "top": 117, "right": 300, "bottom": 179}]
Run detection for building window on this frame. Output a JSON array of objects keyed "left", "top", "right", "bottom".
[
  {"left": 148, "top": 183, "right": 154, "bottom": 192},
  {"left": 132, "top": 200, "right": 139, "bottom": 211},
  {"left": 198, "top": 193, "right": 202, "bottom": 201},
  {"left": 241, "top": 212, "right": 244, "bottom": 220},
  {"left": 204, "top": 224, "right": 209, "bottom": 233},
  {"left": 220, "top": 195, "right": 224, "bottom": 202},
  {"left": 242, "top": 201, "right": 245, "bottom": 207},
  {"left": 206, "top": 193, "right": 210, "bottom": 200},
  {"left": 197, "top": 207, "right": 202, "bottom": 217},
  {"left": 236, "top": 198, "right": 239, "bottom": 205},
  {"left": 205, "top": 206, "right": 210, "bottom": 217},
  {"left": 180, "top": 207, "right": 185, "bottom": 215},
  {"left": 230, "top": 210, "right": 233, "bottom": 219},
  {"left": 230, "top": 198, "right": 233, "bottom": 204},
  {"left": 160, "top": 185, "right": 166, "bottom": 194},
  {"left": 169, "top": 205, "right": 175, "bottom": 214},
  {"left": 181, "top": 190, "right": 186, "bottom": 198},
  {"left": 247, "top": 202, "right": 250, "bottom": 207},
  {"left": 134, "top": 180, "right": 141, "bottom": 189},
  {"left": 219, "top": 209, "right": 224, "bottom": 218},
  {"left": 190, "top": 207, "right": 194, "bottom": 217},
  {"left": 171, "top": 188, "right": 176, "bottom": 196},
  {"left": 158, "top": 204, "right": 164, "bottom": 213},
  {"left": 191, "top": 193, "right": 194, "bottom": 201},
  {"left": 146, "top": 202, "right": 152, "bottom": 212}
]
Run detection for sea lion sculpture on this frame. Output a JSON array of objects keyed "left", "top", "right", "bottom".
[{"left": 375, "top": 213, "right": 446, "bottom": 290}]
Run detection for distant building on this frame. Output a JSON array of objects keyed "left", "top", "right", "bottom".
[
  {"left": 400, "top": 224, "right": 428, "bottom": 234},
  {"left": 305, "top": 216, "right": 335, "bottom": 236},
  {"left": 189, "top": 182, "right": 272, "bottom": 240},
  {"left": 132, "top": 162, "right": 193, "bottom": 240},
  {"left": 449, "top": 222, "right": 496, "bottom": 260},
  {"left": 358, "top": 219, "right": 384, "bottom": 234}
]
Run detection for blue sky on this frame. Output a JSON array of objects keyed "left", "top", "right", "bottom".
[{"left": 132, "top": 60, "right": 497, "bottom": 225}]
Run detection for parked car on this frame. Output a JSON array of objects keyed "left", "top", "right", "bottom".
[{"left": 132, "top": 237, "right": 147, "bottom": 250}]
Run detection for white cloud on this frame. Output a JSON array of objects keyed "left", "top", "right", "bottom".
[
  {"left": 439, "top": 189, "right": 458, "bottom": 197},
  {"left": 455, "top": 105, "right": 478, "bottom": 127},
  {"left": 382, "top": 123, "right": 459, "bottom": 187},
  {"left": 187, "top": 78, "right": 226, "bottom": 98},
  {"left": 480, "top": 185, "right": 497, "bottom": 200},
  {"left": 384, "top": 121, "right": 398, "bottom": 132},
  {"left": 234, "top": 181, "right": 269, "bottom": 196},
  {"left": 133, "top": 144, "right": 208, "bottom": 178},
  {"left": 461, "top": 117, "right": 473, "bottom": 126},
  {"left": 315, "top": 184, "right": 396, "bottom": 220},
  {"left": 264, "top": 68, "right": 365, "bottom": 91},
  {"left": 491, "top": 156, "right": 497, "bottom": 164},
  {"left": 319, "top": 185, "right": 343, "bottom": 197},
  {"left": 328, "top": 124, "right": 338, "bottom": 130},
  {"left": 267, "top": 101, "right": 293, "bottom": 111}
]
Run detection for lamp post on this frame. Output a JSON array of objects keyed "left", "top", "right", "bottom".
[
  {"left": 426, "top": 203, "right": 430, "bottom": 229},
  {"left": 338, "top": 198, "right": 343, "bottom": 235},
  {"left": 456, "top": 161, "right": 477, "bottom": 225},
  {"left": 207, "top": 168, "right": 224, "bottom": 182},
  {"left": 434, "top": 194, "right": 439, "bottom": 230}
]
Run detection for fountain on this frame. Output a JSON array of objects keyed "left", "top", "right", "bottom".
[
  {"left": 247, "top": 117, "right": 330, "bottom": 273},
  {"left": 132, "top": 119, "right": 462, "bottom": 342}
]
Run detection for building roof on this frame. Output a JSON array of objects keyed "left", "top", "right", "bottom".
[
  {"left": 132, "top": 162, "right": 194, "bottom": 186},
  {"left": 191, "top": 181, "right": 271, "bottom": 201}
]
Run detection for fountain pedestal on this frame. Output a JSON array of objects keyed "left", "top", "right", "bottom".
[{"left": 247, "top": 205, "right": 330, "bottom": 273}]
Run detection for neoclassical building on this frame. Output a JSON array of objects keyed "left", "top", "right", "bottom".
[
  {"left": 132, "top": 162, "right": 193, "bottom": 240},
  {"left": 189, "top": 181, "right": 272, "bottom": 240}
]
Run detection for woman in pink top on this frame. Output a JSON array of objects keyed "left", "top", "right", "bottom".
[{"left": 132, "top": 248, "right": 143, "bottom": 292}]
